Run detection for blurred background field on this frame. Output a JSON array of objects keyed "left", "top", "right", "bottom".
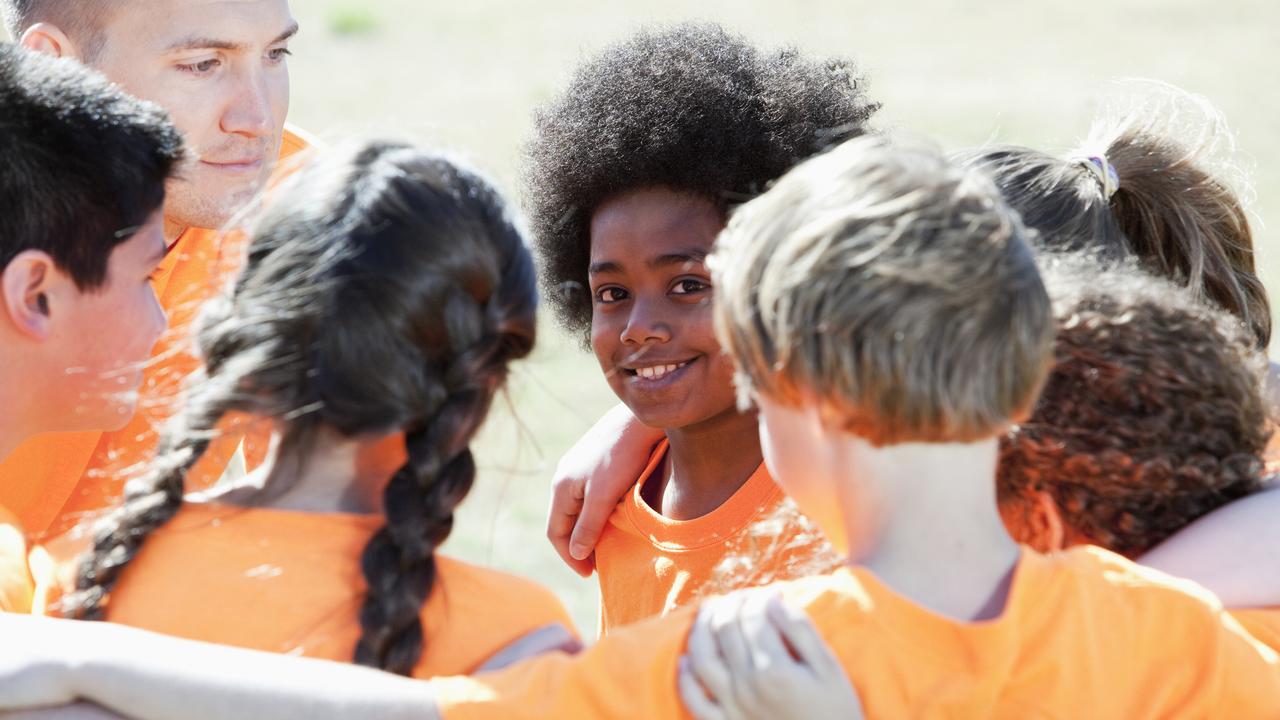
[
  {"left": 285, "top": 0, "right": 1280, "bottom": 635},
  {"left": 14, "top": 0, "right": 1280, "bottom": 635}
]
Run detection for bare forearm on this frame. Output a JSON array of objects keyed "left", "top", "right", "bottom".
[
  {"left": 1141, "top": 486, "right": 1280, "bottom": 607},
  {"left": 25, "top": 620, "right": 441, "bottom": 720}
]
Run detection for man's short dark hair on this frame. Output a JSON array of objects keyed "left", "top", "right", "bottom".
[{"left": 0, "top": 43, "right": 183, "bottom": 290}]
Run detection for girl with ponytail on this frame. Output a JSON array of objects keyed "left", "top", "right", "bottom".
[
  {"left": 959, "top": 87, "right": 1280, "bottom": 610},
  {"left": 959, "top": 85, "right": 1270, "bottom": 350},
  {"left": 57, "top": 140, "right": 578, "bottom": 677}
]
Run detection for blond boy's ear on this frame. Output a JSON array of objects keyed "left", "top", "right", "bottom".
[
  {"left": 3, "top": 250, "right": 58, "bottom": 340},
  {"left": 20, "top": 22, "right": 80, "bottom": 60}
]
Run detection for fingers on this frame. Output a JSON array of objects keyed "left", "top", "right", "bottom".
[
  {"left": 685, "top": 605, "right": 735, "bottom": 710},
  {"left": 766, "top": 595, "right": 843, "bottom": 679},
  {"left": 677, "top": 656, "right": 725, "bottom": 720},
  {"left": 736, "top": 591, "right": 793, "bottom": 671},
  {"left": 546, "top": 477, "right": 593, "bottom": 577},
  {"left": 568, "top": 481, "right": 615, "bottom": 562}
]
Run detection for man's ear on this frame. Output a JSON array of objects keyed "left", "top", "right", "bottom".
[
  {"left": 20, "top": 22, "right": 81, "bottom": 60},
  {"left": 3, "top": 250, "right": 60, "bottom": 341}
]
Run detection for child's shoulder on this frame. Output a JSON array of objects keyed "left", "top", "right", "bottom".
[{"left": 432, "top": 554, "right": 574, "bottom": 626}]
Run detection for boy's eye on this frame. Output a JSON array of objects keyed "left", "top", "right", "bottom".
[
  {"left": 268, "top": 47, "right": 292, "bottom": 63},
  {"left": 595, "top": 287, "right": 628, "bottom": 304},
  {"left": 671, "top": 278, "right": 710, "bottom": 295}
]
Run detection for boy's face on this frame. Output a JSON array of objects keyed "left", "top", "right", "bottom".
[
  {"left": 588, "top": 188, "right": 740, "bottom": 430},
  {"left": 49, "top": 212, "right": 169, "bottom": 432},
  {"left": 88, "top": 0, "right": 294, "bottom": 232}
]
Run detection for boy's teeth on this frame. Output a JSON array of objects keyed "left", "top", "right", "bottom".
[{"left": 637, "top": 362, "right": 684, "bottom": 380}]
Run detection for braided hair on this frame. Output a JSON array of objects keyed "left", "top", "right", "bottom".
[{"left": 65, "top": 141, "right": 539, "bottom": 677}]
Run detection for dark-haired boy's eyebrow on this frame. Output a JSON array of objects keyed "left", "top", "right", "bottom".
[
  {"left": 649, "top": 249, "right": 708, "bottom": 270},
  {"left": 588, "top": 260, "right": 622, "bottom": 276},
  {"left": 164, "top": 21, "right": 299, "bottom": 53}
]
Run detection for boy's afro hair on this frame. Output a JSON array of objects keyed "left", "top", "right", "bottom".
[{"left": 523, "top": 22, "right": 880, "bottom": 337}]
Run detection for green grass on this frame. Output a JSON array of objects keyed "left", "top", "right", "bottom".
[
  {"left": 326, "top": 6, "right": 381, "bottom": 36},
  {"left": 281, "top": 0, "right": 1280, "bottom": 637}
]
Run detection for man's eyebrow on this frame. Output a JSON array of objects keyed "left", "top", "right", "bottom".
[{"left": 164, "top": 21, "right": 300, "bottom": 53}]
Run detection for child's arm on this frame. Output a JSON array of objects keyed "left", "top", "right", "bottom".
[
  {"left": 1140, "top": 486, "right": 1280, "bottom": 607},
  {"left": 546, "top": 403, "right": 665, "bottom": 577},
  {"left": 679, "top": 589, "right": 862, "bottom": 720},
  {"left": 0, "top": 615, "right": 442, "bottom": 720}
]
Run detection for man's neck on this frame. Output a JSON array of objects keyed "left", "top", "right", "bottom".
[
  {"left": 648, "top": 409, "right": 763, "bottom": 521},
  {"left": 839, "top": 437, "right": 1022, "bottom": 622}
]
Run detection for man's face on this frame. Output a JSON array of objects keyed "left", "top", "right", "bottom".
[
  {"left": 52, "top": 212, "right": 169, "bottom": 432},
  {"left": 90, "top": 0, "right": 294, "bottom": 232}
]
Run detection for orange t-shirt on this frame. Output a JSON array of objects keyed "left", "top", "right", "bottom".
[
  {"left": 433, "top": 546, "right": 1280, "bottom": 719},
  {"left": 1233, "top": 608, "right": 1280, "bottom": 651},
  {"left": 0, "top": 128, "right": 315, "bottom": 538},
  {"left": 595, "top": 439, "right": 838, "bottom": 633},
  {"left": 54, "top": 503, "right": 576, "bottom": 678}
]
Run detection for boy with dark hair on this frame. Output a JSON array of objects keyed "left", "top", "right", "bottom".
[
  {"left": 524, "top": 21, "right": 879, "bottom": 631},
  {"left": 0, "top": 42, "right": 182, "bottom": 611},
  {"left": 1, "top": 0, "right": 311, "bottom": 537}
]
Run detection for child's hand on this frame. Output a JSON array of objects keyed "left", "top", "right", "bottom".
[
  {"left": 679, "top": 590, "right": 862, "bottom": 720},
  {"left": 546, "top": 404, "right": 664, "bottom": 577}
]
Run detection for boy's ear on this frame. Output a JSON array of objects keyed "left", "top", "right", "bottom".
[
  {"left": 3, "top": 250, "right": 60, "bottom": 341},
  {"left": 20, "top": 22, "right": 81, "bottom": 60}
]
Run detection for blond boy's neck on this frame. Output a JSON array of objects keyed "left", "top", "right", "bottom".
[{"left": 839, "top": 435, "right": 1021, "bottom": 622}]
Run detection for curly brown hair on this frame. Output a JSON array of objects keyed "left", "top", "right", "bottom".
[{"left": 998, "top": 255, "right": 1271, "bottom": 557}]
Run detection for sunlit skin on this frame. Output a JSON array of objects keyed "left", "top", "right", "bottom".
[
  {"left": 755, "top": 392, "right": 1020, "bottom": 622},
  {"left": 0, "top": 213, "right": 169, "bottom": 460},
  {"left": 21, "top": 0, "right": 295, "bottom": 241},
  {"left": 588, "top": 188, "right": 762, "bottom": 520}
]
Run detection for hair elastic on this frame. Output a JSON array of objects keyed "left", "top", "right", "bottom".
[{"left": 1077, "top": 155, "right": 1121, "bottom": 200}]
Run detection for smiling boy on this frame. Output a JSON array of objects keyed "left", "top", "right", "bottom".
[
  {"left": 524, "top": 23, "right": 879, "bottom": 632},
  {"left": 0, "top": 0, "right": 311, "bottom": 536}
]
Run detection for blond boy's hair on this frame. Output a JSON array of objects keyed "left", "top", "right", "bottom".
[{"left": 711, "top": 135, "right": 1053, "bottom": 445}]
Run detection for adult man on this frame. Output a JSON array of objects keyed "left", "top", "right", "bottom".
[{"left": 0, "top": 0, "right": 310, "bottom": 535}]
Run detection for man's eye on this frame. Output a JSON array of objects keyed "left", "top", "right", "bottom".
[
  {"left": 177, "top": 59, "right": 221, "bottom": 74},
  {"left": 268, "top": 47, "right": 292, "bottom": 62}
]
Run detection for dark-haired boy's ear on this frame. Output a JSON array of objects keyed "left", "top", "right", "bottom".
[
  {"left": 20, "top": 22, "right": 81, "bottom": 60},
  {"left": 2, "top": 250, "right": 59, "bottom": 341}
]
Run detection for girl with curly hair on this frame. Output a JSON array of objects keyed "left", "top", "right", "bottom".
[
  {"left": 51, "top": 140, "right": 580, "bottom": 678},
  {"left": 526, "top": 21, "right": 880, "bottom": 631}
]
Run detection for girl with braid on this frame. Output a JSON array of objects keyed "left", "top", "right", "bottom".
[{"left": 48, "top": 139, "right": 579, "bottom": 677}]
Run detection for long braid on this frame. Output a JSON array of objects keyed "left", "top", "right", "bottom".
[
  {"left": 354, "top": 289, "right": 512, "bottom": 675},
  {"left": 64, "top": 370, "right": 233, "bottom": 620}
]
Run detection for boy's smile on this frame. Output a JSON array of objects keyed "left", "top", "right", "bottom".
[{"left": 588, "top": 187, "right": 741, "bottom": 430}]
